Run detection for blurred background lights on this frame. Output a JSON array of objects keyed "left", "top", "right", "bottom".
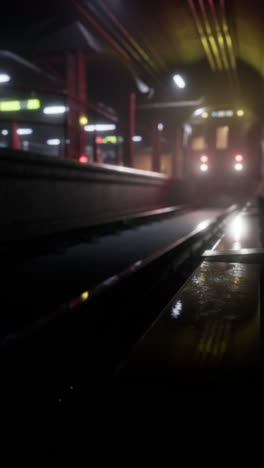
[
  {"left": 173, "top": 74, "right": 186, "bottom": 88},
  {"left": 0, "top": 73, "right": 10, "bottom": 83}
]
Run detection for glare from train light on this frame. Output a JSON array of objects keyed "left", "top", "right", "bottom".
[
  {"left": 229, "top": 215, "right": 247, "bottom": 241},
  {"left": 79, "top": 155, "right": 89, "bottom": 163},
  {"left": 173, "top": 74, "right": 186, "bottom": 89},
  {"left": 1, "top": 129, "right": 8, "bottom": 136},
  {"left": 235, "top": 154, "right": 243, "bottom": 162},
  {"left": 79, "top": 115, "right": 88, "bottom": 126},
  {"left": 200, "top": 163, "right": 208, "bottom": 172},
  {"left": 196, "top": 219, "right": 210, "bottom": 231},
  {"left": 17, "top": 128, "right": 33, "bottom": 135},
  {"left": 47, "top": 139, "right": 60, "bottom": 146},
  {"left": 158, "top": 123, "right": 164, "bottom": 131},
  {"left": 200, "top": 154, "right": 208, "bottom": 163},
  {"left": 201, "top": 111, "right": 208, "bottom": 119},
  {"left": 85, "top": 124, "right": 116, "bottom": 132},
  {"left": 132, "top": 136, "right": 142, "bottom": 142},
  {"left": 234, "top": 162, "right": 243, "bottom": 171},
  {"left": 171, "top": 300, "right": 183, "bottom": 319},
  {"left": 237, "top": 109, "right": 244, "bottom": 117},
  {"left": 43, "top": 105, "right": 67, "bottom": 115},
  {"left": 0, "top": 73, "right": 10, "bottom": 83}
]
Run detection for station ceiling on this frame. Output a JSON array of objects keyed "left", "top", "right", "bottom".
[{"left": 1, "top": 0, "right": 264, "bottom": 117}]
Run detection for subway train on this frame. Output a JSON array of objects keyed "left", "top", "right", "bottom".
[
  {"left": 183, "top": 107, "right": 261, "bottom": 203},
  {"left": 185, "top": 107, "right": 260, "bottom": 178}
]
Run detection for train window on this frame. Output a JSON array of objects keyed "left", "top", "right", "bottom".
[
  {"left": 191, "top": 136, "right": 205, "bottom": 150},
  {"left": 216, "top": 126, "right": 229, "bottom": 149}
]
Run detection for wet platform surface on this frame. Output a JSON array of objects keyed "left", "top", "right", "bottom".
[{"left": 118, "top": 203, "right": 262, "bottom": 383}]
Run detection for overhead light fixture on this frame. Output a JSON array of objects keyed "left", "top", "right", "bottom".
[
  {"left": 132, "top": 136, "right": 142, "bottom": 142},
  {"left": 173, "top": 74, "right": 186, "bottom": 89},
  {"left": 237, "top": 109, "right": 244, "bottom": 117},
  {"left": 194, "top": 108, "right": 205, "bottom": 116},
  {"left": 84, "top": 124, "right": 116, "bottom": 132},
  {"left": 43, "top": 105, "right": 67, "bottom": 115},
  {"left": 201, "top": 111, "right": 209, "bottom": 119},
  {"left": 158, "top": 123, "right": 164, "bottom": 131},
  {"left": 1, "top": 129, "right": 8, "bottom": 136},
  {"left": 47, "top": 139, "right": 60, "bottom": 146},
  {"left": 17, "top": 128, "right": 33, "bottom": 135},
  {"left": 0, "top": 73, "right": 10, "bottom": 83}
]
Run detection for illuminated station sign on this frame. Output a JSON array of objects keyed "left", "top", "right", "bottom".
[
  {"left": 0, "top": 99, "right": 41, "bottom": 112},
  {"left": 201, "top": 109, "right": 245, "bottom": 119}
]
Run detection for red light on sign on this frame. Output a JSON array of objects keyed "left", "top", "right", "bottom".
[
  {"left": 79, "top": 155, "right": 88, "bottom": 163},
  {"left": 96, "top": 136, "right": 103, "bottom": 144},
  {"left": 200, "top": 155, "right": 208, "bottom": 163},
  {"left": 235, "top": 154, "right": 243, "bottom": 162}
]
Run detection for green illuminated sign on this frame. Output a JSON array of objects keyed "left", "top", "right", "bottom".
[
  {"left": 0, "top": 101, "right": 21, "bottom": 111},
  {"left": 0, "top": 98, "right": 41, "bottom": 112},
  {"left": 27, "top": 99, "right": 40, "bottom": 110},
  {"left": 103, "top": 136, "right": 118, "bottom": 144}
]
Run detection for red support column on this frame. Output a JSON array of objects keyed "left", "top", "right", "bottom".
[
  {"left": 115, "top": 123, "right": 122, "bottom": 165},
  {"left": 77, "top": 49, "right": 87, "bottom": 158},
  {"left": 129, "top": 92, "right": 136, "bottom": 168},
  {"left": 66, "top": 51, "right": 78, "bottom": 159},
  {"left": 129, "top": 93, "right": 136, "bottom": 167},
  {"left": 11, "top": 122, "right": 20, "bottom": 150},
  {"left": 152, "top": 121, "right": 161, "bottom": 172},
  {"left": 172, "top": 125, "right": 184, "bottom": 179}
]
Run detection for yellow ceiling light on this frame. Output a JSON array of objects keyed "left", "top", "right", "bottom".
[
  {"left": 79, "top": 115, "right": 88, "bottom": 126},
  {"left": 201, "top": 111, "right": 209, "bottom": 119},
  {"left": 237, "top": 109, "right": 244, "bottom": 117},
  {"left": 81, "top": 291, "right": 89, "bottom": 301}
]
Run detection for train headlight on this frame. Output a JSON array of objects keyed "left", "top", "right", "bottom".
[
  {"left": 200, "top": 163, "right": 208, "bottom": 172},
  {"left": 234, "top": 162, "right": 243, "bottom": 171}
]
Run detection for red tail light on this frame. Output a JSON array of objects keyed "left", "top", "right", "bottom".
[
  {"left": 200, "top": 154, "right": 208, "bottom": 163},
  {"left": 235, "top": 154, "right": 243, "bottom": 162},
  {"left": 79, "top": 155, "right": 89, "bottom": 163}
]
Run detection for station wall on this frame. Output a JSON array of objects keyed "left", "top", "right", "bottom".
[{"left": 0, "top": 150, "right": 171, "bottom": 242}]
